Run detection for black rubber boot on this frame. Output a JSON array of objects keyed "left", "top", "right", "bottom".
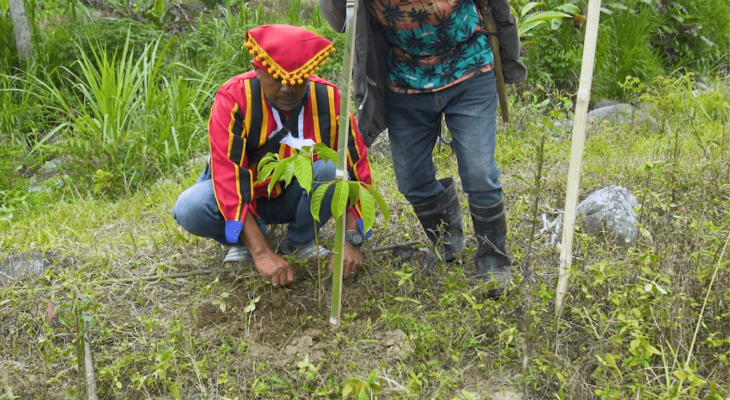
[
  {"left": 470, "top": 199, "right": 512, "bottom": 298},
  {"left": 412, "top": 177, "right": 464, "bottom": 264}
]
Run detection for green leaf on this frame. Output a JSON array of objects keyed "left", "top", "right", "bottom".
[
  {"left": 644, "top": 343, "right": 661, "bottom": 355},
  {"left": 367, "top": 370, "right": 378, "bottom": 386},
  {"left": 257, "top": 153, "right": 278, "bottom": 171},
  {"left": 555, "top": 3, "right": 580, "bottom": 13},
  {"left": 281, "top": 162, "right": 296, "bottom": 187},
  {"left": 520, "top": 1, "right": 545, "bottom": 18},
  {"left": 604, "top": 1, "right": 629, "bottom": 11},
  {"left": 367, "top": 184, "right": 390, "bottom": 222},
  {"left": 244, "top": 295, "right": 260, "bottom": 313},
  {"left": 258, "top": 162, "right": 277, "bottom": 182},
  {"left": 313, "top": 143, "right": 337, "bottom": 163},
  {"left": 357, "top": 389, "right": 369, "bottom": 400},
  {"left": 605, "top": 353, "right": 617, "bottom": 368},
  {"left": 521, "top": 11, "right": 572, "bottom": 24},
  {"left": 348, "top": 181, "right": 361, "bottom": 207},
  {"left": 359, "top": 185, "right": 376, "bottom": 234},
  {"left": 268, "top": 157, "right": 293, "bottom": 195},
  {"left": 550, "top": 17, "right": 563, "bottom": 30},
  {"left": 342, "top": 383, "right": 353, "bottom": 398},
  {"left": 519, "top": 20, "right": 546, "bottom": 36},
  {"left": 294, "top": 154, "right": 313, "bottom": 193},
  {"left": 152, "top": 0, "right": 165, "bottom": 16},
  {"left": 331, "top": 180, "right": 349, "bottom": 220},
  {"left": 310, "top": 183, "right": 332, "bottom": 222}
]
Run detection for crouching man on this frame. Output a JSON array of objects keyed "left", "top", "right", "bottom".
[{"left": 174, "top": 25, "right": 373, "bottom": 286}]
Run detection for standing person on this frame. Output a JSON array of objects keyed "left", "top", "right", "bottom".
[
  {"left": 174, "top": 25, "right": 373, "bottom": 287},
  {"left": 319, "top": 0, "right": 526, "bottom": 297}
]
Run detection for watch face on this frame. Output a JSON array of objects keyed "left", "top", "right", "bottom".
[{"left": 346, "top": 231, "right": 363, "bottom": 246}]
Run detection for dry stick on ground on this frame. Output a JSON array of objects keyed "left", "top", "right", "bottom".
[
  {"left": 83, "top": 320, "right": 99, "bottom": 400},
  {"left": 555, "top": 0, "right": 602, "bottom": 317},
  {"left": 97, "top": 270, "right": 213, "bottom": 285},
  {"left": 96, "top": 242, "right": 421, "bottom": 285}
]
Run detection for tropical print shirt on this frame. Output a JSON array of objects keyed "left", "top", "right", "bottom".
[
  {"left": 365, "top": 0, "right": 494, "bottom": 93},
  {"left": 209, "top": 71, "right": 372, "bottom": 244}
]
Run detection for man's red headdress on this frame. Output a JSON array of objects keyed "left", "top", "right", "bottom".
[{"left": 244, "top": 24, "right": 336, "bottom": 86}]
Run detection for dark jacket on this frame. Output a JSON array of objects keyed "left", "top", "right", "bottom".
[{"left": 319, "top": 0, "right": 526, "bottom": 147}]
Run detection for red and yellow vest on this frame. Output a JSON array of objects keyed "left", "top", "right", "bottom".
[{"left": 208, "top": 71, "right": 372, "bottom": 243}]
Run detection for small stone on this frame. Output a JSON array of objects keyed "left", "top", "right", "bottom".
[
  {"left": 0, "top": 251, "right": 67, "bottom": 284},
  {"left": 40, "top": 159, "right": 63, "bottom": 179},
  {"left": 368, "top": 129, "right": 391, "bottom": 158},
  {"left": 303, "top": 328, "right": 322, "bottom": 337}
]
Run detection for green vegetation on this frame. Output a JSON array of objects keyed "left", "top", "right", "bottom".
[
  {"left": 1, "top": 0, "right": 729, "bottom": 399},
  {"left": 516, "top": 0, "right": 730, "bottom": 99}
]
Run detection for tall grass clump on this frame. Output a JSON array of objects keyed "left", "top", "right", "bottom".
[
  {"left": 7, "top": 33, "right": 214, "bottom": 197},
  {"left": 0, "top": 3, "right": 16, "bottom": 70},
  {"left": 593, "top": 1, "right": 664, "bottom": 101},
  {"left": 65, "top": 36, "right": 213, "bottom": 191}
]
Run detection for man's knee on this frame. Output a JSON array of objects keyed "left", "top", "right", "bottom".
[
  {"left": 312, "top": 159, "right": 336, "bottom": 182},
  {"left": 173, "top": 185, "right": 220, "bottom": 236},
  {"left": 173, "top": 189, "right": 198, "bottom": 232}
]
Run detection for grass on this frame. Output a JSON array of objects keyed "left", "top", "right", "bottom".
[{"left": 1, "top": 77, "right": 729, "bottom": 399}]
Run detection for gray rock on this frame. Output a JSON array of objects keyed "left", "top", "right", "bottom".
[
  {"left": 693, "top": 81, "right": 709, "bottom": 91},
  {"left": 40, "top": 158, "right": 62, "bottom": 179},
  {"left": 592, "top": 99, "right": 622, "bottom": 109},
  {"left": 577, "top": 185, "right": 639, "bottom": 248},
  {"left": 587, "top": 104, "right": 656, "bottom": 128},
  {"left": 0, "top": 251, "right": 67, "bottom": 284},
  {"left": 484, "top": 387, "right": 522, "bottom": 400},
  {"left": 472, "top": 385, "right": 523, "bottom": 400},
  {"left": 368, "top": 129, "right": 391, "bottom": 158}
]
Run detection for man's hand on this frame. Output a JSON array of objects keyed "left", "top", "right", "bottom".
[
  {"left": 327, "top": 211, "right": 365, "bottom": 279},
  {"left": 253, "top": 251, "right": 294, "bottom": 286},
  {"left": 241, "top": 212, "right": 294, "bottom": 286},
  {"left": 329, "top": 242, "right": 362, "bottom": 279}
]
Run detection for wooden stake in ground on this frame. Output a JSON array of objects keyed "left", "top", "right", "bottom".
[
  {"left": 83, "top": 320, "right": 99, "bottom": 400},
  {"left": 555, "top": 0, "right": 602, "bottom": 317},
  {"left": 330, "top": 0, "right": 360, "bottom": 327},
  {"left": 477, "top": 0, "right": 510, "bottom": 122}
]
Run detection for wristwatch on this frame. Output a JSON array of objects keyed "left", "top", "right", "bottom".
[{"left": 345, "top": 230, "right": 364, "bottom": 247}]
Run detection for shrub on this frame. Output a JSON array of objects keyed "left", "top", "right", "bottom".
[
  {"left": 593, "top": 1, "right": 665, "bottom": 101},
  {"left": 516, "top": 0, "right": 730, "bottom": 99}
]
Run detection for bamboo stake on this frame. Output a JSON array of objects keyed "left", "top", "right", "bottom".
[
  {"left": 555, "top": 0, "right": 602, "bottom": 317},
  {"left": 330, "top": 0, "right": 359, "bottom": 327},
  {"left": 83, "top": 320, "right": 99, "bottom": 400}
]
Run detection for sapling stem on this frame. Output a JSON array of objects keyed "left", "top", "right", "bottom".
[{"left": 330, "top": 0, "right": 359, "bottom": 327}]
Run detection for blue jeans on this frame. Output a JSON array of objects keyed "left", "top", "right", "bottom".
[
  {"left": 173, "top": 160, "right": 336, "bottom": 248},
  {"left": 386, "top": 70, "right": 503, "bottom": 207}
]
